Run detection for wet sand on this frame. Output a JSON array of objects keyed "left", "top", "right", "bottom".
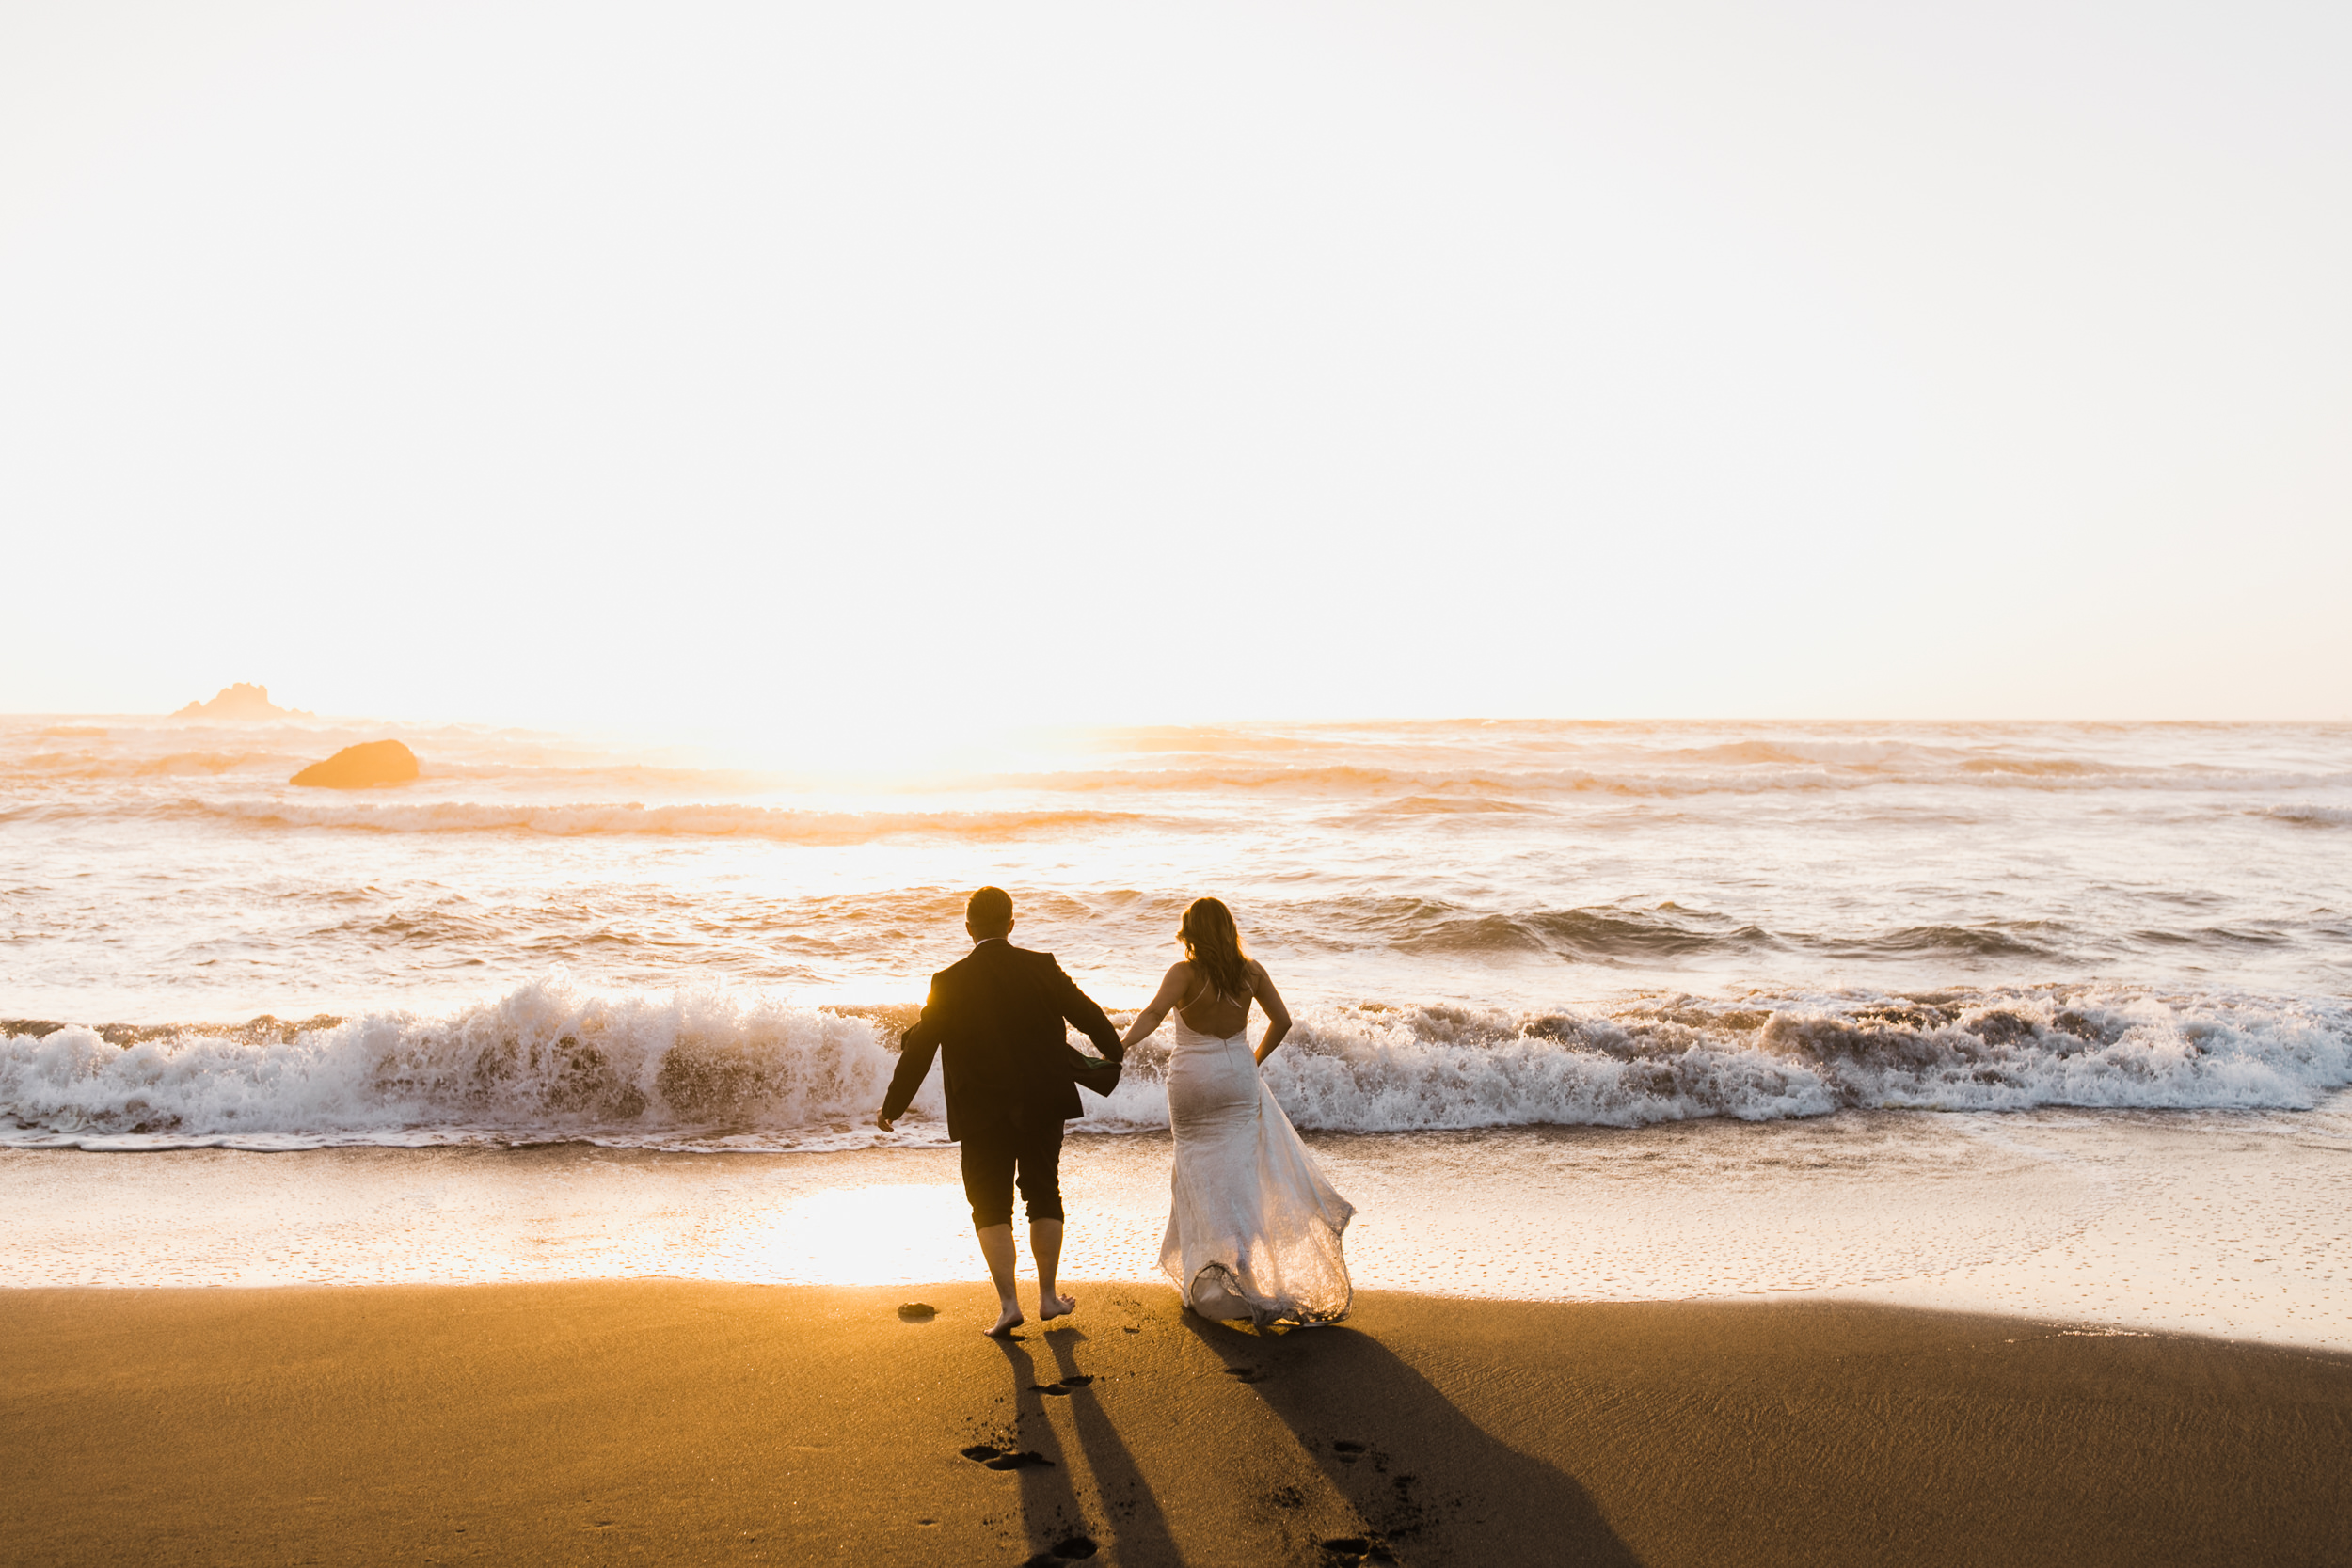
[
  {"left": 4, "top": 1283, "right": 2346, "bottom": 1567},
  {"left": 13, "top": 1119, "right": 2349, "bottom": 1351}
]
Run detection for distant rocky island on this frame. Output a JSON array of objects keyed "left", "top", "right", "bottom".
[
  {"left": 174, "top": 683, "right": 313, "bottom": 720},
  {"left": 291, "top": 740, "right": 419, "bottom": 789}
]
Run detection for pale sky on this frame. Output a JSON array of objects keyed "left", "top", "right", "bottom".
[{"left": 4, "top": 0, "right": 2347, "bottom": 736}]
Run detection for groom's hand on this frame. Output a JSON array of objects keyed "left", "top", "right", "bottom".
[{"left": 875, "top": 1113, "right": 897, "bottom": 1132}]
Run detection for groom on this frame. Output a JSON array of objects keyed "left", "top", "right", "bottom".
[{"left": 876, "top": 886, "right": 1123, "bottom": 1336}]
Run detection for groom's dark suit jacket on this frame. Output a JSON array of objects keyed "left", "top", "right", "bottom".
[{"left": 881, "top": 939, "right": 1122, "bottom": 1141}]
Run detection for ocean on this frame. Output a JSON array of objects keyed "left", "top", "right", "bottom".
[{"left": 5, "top": 715, "right": 2347, "bottom": 1343}]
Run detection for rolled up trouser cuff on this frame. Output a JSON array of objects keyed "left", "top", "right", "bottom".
[{"left": 961, "top": 1110, "right": 1066, "bottom": 1228}]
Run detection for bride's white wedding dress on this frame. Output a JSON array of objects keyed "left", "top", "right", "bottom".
[{"left": 1161, "top": 1015, "right": 1355, "bottom": 1324}]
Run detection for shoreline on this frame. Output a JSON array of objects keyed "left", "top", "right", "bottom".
[
  {"left": 8, "top": 1114, "right": 2347, "bottom": 1352},
  {"left": 6, "top": 1282, "right": 2346, "bottom": 1566}
]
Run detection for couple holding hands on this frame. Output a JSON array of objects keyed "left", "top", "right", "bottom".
[{"left": 877, "top": 887, "right": 1355, "bottom": 1336}]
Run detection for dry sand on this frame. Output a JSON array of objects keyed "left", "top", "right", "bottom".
[{"left": 4, "top": 1282, "right": 2345, "bottom": 1567}]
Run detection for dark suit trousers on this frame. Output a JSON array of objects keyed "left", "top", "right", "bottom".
[{"left": 959, "top": 1104, "right": 1065, "bottom": 1228}]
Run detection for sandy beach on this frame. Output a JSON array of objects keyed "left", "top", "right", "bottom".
[
  {"left": 9, "top": 0, "right": 2351, "bottom": 1558},
  {"left": 5, "top": 1282, "right": 2345, "bottom": 1567}
]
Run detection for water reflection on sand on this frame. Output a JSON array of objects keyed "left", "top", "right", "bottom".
[{"left": 5, "top": 1094, "right": 2346, "bottom": 1350}]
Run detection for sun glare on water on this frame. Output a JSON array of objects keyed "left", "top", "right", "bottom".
[{"left": 700, "top": 1184, "right": 980, "bottom": 1286}]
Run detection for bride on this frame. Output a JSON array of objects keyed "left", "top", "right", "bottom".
[{"left": 1118, "top": 897, "right": 1354, "bottom": 1325}]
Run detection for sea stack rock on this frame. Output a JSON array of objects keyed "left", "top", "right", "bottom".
[
  {"left": 290, "top": 740, "right": 420, "bottom": 789},
  {"left": 174, "top": 683, "right": 313, "bottom": 720}
]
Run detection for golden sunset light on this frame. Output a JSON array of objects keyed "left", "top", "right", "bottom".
[{"left": 4, "top": 2, "right": 2347, "bottom": 1564}]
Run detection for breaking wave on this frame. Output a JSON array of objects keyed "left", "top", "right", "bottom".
[
  {"left": 2264, "top": 804, "right": 2352, "bottom": 828},
  {"left": 0, "top": 985, "right": 915, "bottom": 1152},
  {"left": 1008, "top": 761, "right": 2352, "bottom": 800},
  {"left": 6, "top": 982, "right": 2344, "bottom": 1152},
  {"left": 1282, "top": 899, "right": 2114, "bottom": 965},
  {"left": 4, "top": 798, "right": 1163, "bottom": 845}
]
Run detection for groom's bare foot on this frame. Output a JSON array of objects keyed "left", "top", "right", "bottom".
[
  {"left": 1040, "top": 1291, "right": 1077, "bottom": 1322},
  {"left": 986, "top": 1303, "right": 1025, "bottom": 1338}
]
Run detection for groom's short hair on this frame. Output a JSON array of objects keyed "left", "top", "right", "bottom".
[{"left": 967, "top": 885, "right": 1014, "bottom": 934}]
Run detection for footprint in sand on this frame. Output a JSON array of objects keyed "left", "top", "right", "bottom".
[
  {"left": 1224, "top": 1365, "right": 1268, "bottom": 1384},
  {"left": 961, "top": 1444, "right": 1054, "bottom": 1470},
  {"left": 1030, "top": 1375, "right": 1096, "bottom": 1396}
]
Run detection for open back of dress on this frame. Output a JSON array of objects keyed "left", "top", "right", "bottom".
[{"left": 1161, "top": 1015, "right": 1355, "bottom": 1324}]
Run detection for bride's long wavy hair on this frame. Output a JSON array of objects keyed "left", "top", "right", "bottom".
[{"left": 1180, "top": 896, "right": 1252, "bottom": 1003}]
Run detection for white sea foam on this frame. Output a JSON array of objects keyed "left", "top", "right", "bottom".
[
  {"left": 1091, "top": 990, "right": 2352, "bottom": 1132},
  {"left": 5, "top": 983, "right": 2344, "bottom": 1152},
  {"left": 0, "top": 983, "right": 936, "bottom": 1152}
]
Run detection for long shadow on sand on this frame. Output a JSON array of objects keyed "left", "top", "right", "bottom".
[
  {"left": 1177, "top": 1314, "right": 1645, "bottom": 1566},
  {"left": 1040, "top": 1327, "right": 1185, "bottom": 1562},
  {"left": 993, "top": 1329, "right": 1184, "bottom": 1565}
]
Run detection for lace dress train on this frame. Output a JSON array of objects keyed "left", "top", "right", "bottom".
[{"left": 1160, "top": 1017, "right": 1355, "bottom": 1324}]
